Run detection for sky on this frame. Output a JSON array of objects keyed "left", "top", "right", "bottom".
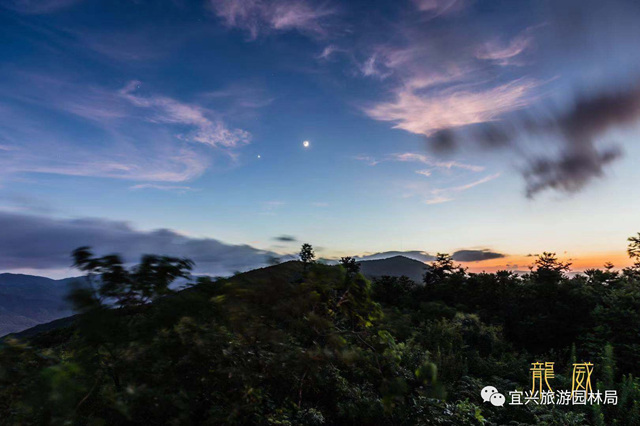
[{"left": 1, "top": 0, "right": 640, "bottom": 278}]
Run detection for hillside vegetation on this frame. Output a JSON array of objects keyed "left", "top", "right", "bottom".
[{"left": 2, "top": 237, "right": 640, "bottom": 425}]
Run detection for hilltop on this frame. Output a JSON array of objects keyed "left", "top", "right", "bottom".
[{"left": 358, "top": 255, "right": 427, "bottom": 283}]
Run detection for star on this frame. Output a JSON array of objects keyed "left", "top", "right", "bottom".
[{"left": 303, "top": 140, "right": 310, "bottom": 148}]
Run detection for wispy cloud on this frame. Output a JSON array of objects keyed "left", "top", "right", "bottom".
[
  {"left": 449, "top": 173, "right": 501, "bottom": 191},
  {"left": 317, "top": 44, "right": 343, "bottom": 60},
  {"left": 355, "top": 152, "right": 484, "bottom": 174},
  {"left": 4, "top": 0, "right": 81, "bottom": 14},
  {"left": 333, "top": 0, "right": 638, "bottom": 198},
  {"left": 0, "top": 145, "right": 210, "bottom": 183},
  {"left": 365, "top": 78, "right": 539, "bottom": 137},
  {"left": 424, "top": 195, "right": 453, "bottom": 205},
  {"left": 390, "top": 153, "right": 485, "bottom": 172},
  {"left": 402, "top": 173, "right": 500, "bottom": 204},
  {"left": 129, "top": 184, "right": 198, "bottom": 193},
  {"left": 353, "top": 155, "right": 380, "bottom": 166},
  {"left": 475, "top": 27, "right": 536, "bottom": 66},
  {"left": 411, "top": 0, "right": 468, "bottom": 16},
  {"left": 0, "top": 74, "right": 250, "bottom": 184},
  {"left": 359, "top": 54, "right": 393, "bottom": 79},
  {"left": 210, "top": 0, "right": 337, "bottom": 39},
  {"left": 260, "top": 200, "right": 286, "bottom": 215},
  {"left": 425, "top": 173, "right": 500, "bottom": 204},
  {"left": 119, "top": 81, "right": 251, "bottom": 149}
]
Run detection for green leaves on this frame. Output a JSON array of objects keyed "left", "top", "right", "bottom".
[{"left": 8, "top": 235, "right": 640, "bottom": 424}]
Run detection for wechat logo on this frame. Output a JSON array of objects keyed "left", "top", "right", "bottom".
[{"left": 481, "top": 386, "right": 506, "bottom": 407}]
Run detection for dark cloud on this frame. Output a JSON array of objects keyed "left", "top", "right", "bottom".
[
  {"left": 428, "top": 129, "right": 458, "bottom": 154},
  {"left": 522, "top": 88, "right": 640, "bottom": 197},
  {"left": 451, "top": 249, "right": 505, "bottom": 262},
  {"left": 523, "top": 146, "right": 622, "bottom": 198},
  {"left": 0, "top": 211, "right": 276, "bottom": 275},
  {"left": 273, "top": 235, "right": 297, "bottom": 242},
  {"left": 428, "top": 86, "right": 640, "bottom": 197}
]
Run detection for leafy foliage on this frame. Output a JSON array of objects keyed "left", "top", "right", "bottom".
[{"left": 3, "top": 240, "right": 640, "bottom": 424}]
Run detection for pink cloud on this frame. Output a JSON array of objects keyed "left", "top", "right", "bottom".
[
  {"left": 365, "top": 78, "right": 539, "bottom": 136},
  {"left": 475, "top": 29, "right": 536, "bottom": 65},
  {"left": 0, "top": 75, "right": 249, "bottom": 184},
  {"left": 210, "top": 0, "right": 336, "bottom": 39},
  {"left": 119, "top": 81, "right": 251, "bottom": 149},
  {"left": 412, "top": 0, "right": 468, "bottom": 16}
]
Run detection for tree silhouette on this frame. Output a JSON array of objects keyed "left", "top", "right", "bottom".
[
  {"left": 299, "top": 243, "right": 315, "bottom": 271},
  {"left": 628, "top": 233, "right": 640, "bottom": 270},
  {"left": 71, "top": 246, "right": 193, "bottom": 308},
  {"left": 423, "top": 253, "right": 463, "bottom": 285},
  {"left": 530, "top": 252, "right": 571, "bottom": 283},
  {"left": 339, "top": 256, "right": 360, "bottom": 275}
]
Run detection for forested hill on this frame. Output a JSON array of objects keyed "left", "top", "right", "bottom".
[
  {"left": 0, "top": 256, "right": 428, "bottom": 338},
  {"left": 3, "top": 245, "right": 640, "bottom": 424},
  {"left": 357, "top": 255, "right": 427, "bottom": 283}
]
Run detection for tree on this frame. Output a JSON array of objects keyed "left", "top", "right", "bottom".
[
  {"left": 299, "top": 243, "right": 315, "bottom": 268},
  {"left": 340, "top": 256, "right": 360, "bottom": 275},
  {"left": 627, "top": 233, "right": 640, "bottom": 270},
  {"left": 530, "top": 252, "right": 571, "bottom": 283},
  {"left": 423, "top": 253, "right": 462, "bottom": 285},
  {"left": 71, "top": 246, "right": 193, "bottom": 308}
]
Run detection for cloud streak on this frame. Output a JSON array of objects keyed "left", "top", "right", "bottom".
[
  {"left": 475, "top": 28, "right": 535, "bottom": 66},
  {"left": 273, "top": 235, "right": 297, "bottom": 242},
  {"left": 210, "top": 0, "right": 337, "bottom": 39},
  {"left": 365, "top": 78, "right": 539, "bottom": 137},
  {"left": 3, "top": 0, "right": 80, "bottom": 14},
  {"left": 354, "top": 152, "right": 484, "bottom": 173},
  {"left": 390, "top": 152, "right": 484, "bottom": 172},
  {"left": 0, "top": 75, "right": 250, "bottom": 184},
  {"left": 401, "top": 173, "right": 500, "bottom": 204},
  {"left": 119, "top": 81, "right": 251, "bottom": 149},
  {"left": 129, "top": 184, "right": 197, "bottom": 193}
]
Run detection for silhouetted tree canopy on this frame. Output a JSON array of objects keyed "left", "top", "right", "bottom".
[{"left": 3, "top": 236, "right": 640, "bottom": 424}]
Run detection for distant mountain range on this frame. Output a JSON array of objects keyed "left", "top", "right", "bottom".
[
  {"left": 0, "top": 273, "right": 79, "bottom": 337},
  {"left": 0, "top": 255, "right": 427, "bottom": 337}
]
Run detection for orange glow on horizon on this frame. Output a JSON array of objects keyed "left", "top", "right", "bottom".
[{"left": 463, "top": 251, "right": 633, "bottom": 273}]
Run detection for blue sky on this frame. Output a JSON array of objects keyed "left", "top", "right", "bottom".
[{"left": 1, "top": 0, "right": 640, "bottom": 276}]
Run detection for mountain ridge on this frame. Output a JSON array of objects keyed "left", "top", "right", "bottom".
[{"left": 358, "top": 255, "right": 427, "bottom": 283}]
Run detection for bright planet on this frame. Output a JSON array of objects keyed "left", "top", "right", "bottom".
[{"left": 303, "top": 140, "right": 310, "bottom": 148}]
